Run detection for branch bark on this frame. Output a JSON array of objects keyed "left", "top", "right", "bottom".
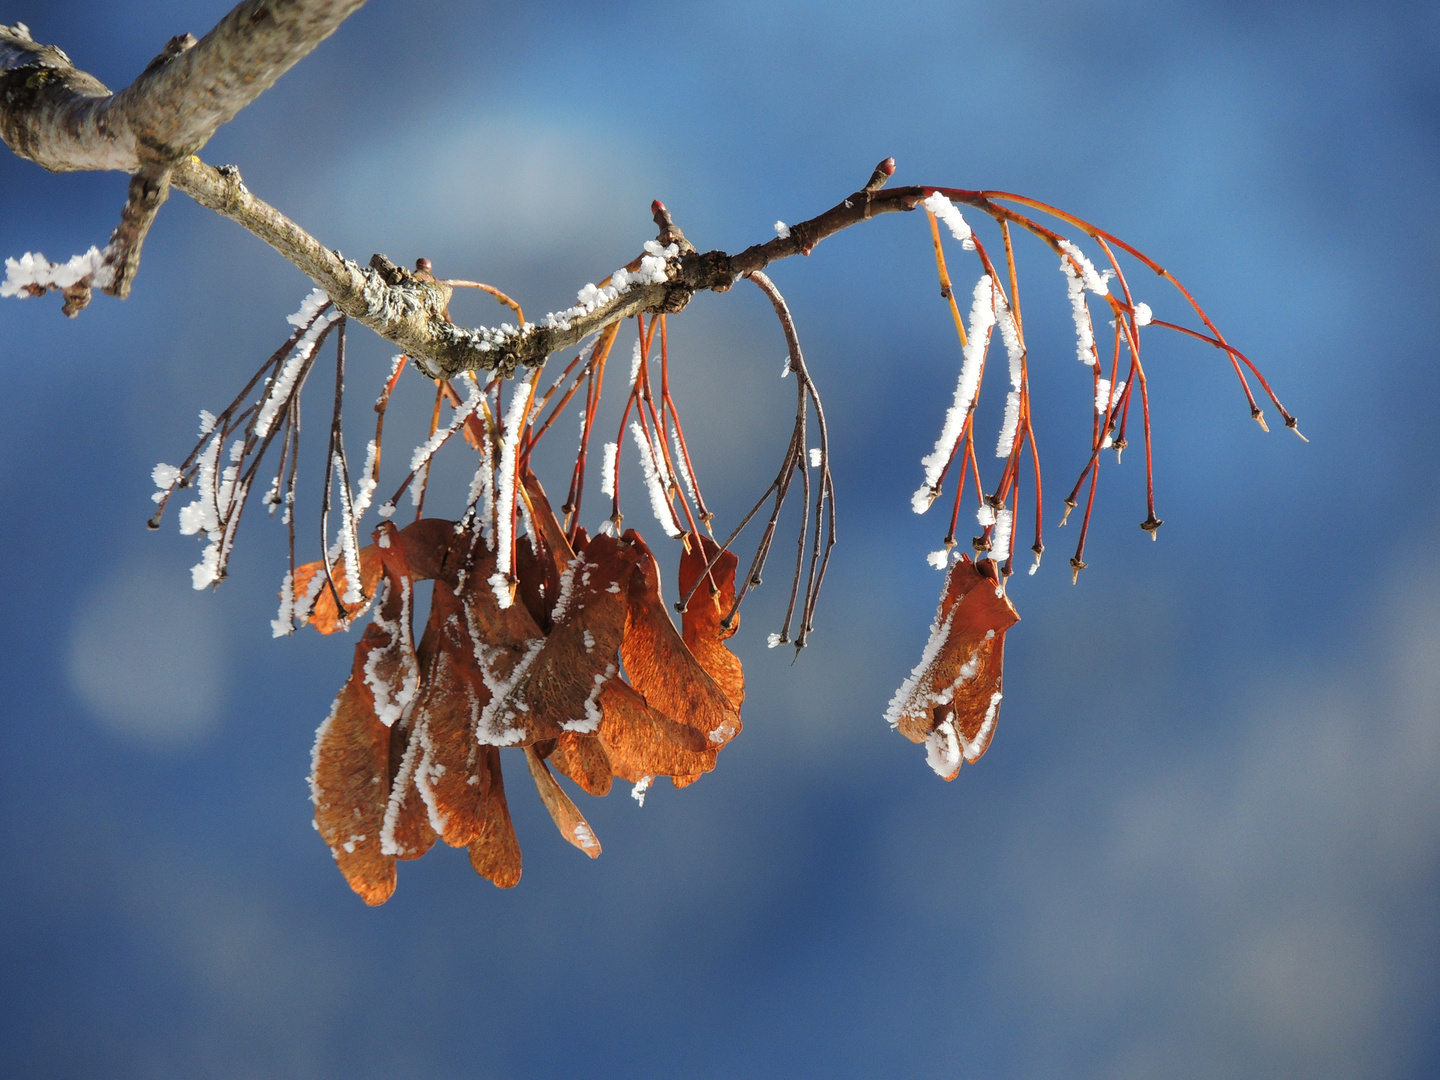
[
  {"left": 169, "top": 151, "right": 935, "bottom": 379},
  {"left": 1, "top": 6, "right": 935, "bottom": 376},
  {"left": 0, "top": 3, "right": 363, "bottom": 172}
]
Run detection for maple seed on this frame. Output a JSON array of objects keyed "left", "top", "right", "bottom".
[
  {"left": 1059, "top": 498, "right": 1078, "bottom": 527},
  {"left": 1070, "top": 556, "right": 1087, "bottom": 584},
  {"left": 1251, "top": 405, "right": 1270, "bottom": 432},
  {"left": 885, "top": 555, "right": 1019, "bottom": 780},
  {"left": 1140, "top": 515, "right": 1163, "bottom": 540}
]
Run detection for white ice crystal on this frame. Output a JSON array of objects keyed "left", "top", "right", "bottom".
[
  {"left": 630, "top": 422, "right": 680, "bottom": 538},
  {"left": 1, "top": 245, "right": 114, "bottom": 298},
  {"left": 600, "top": 441, "right": 618, "bottom": 499},
  {"left": 491, "top": 387, "right": 531, "bottom": 606},
  {"left": 920, "top": 192, "right": 975, "bottom": 250},
  {"left": 913, "top": 275, "right": 997, "bottom": 513}
]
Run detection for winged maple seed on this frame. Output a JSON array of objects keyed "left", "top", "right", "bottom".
[
  {"left": 300, "top": 469, "right": 744, "bottom": 903},
  {"left": 884, "top": 556, "right": 1019, "bottom": 781},
  {"left": 134, "top": 161, "right": 1298, "bottom": 901}
]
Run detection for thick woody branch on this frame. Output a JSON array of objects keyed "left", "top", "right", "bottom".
[
  {"left": 0, "top": 24, "right": 129, "bottom": 171},
  {"left": 0, "top": 3, "right": 362, "bottom": 172},
  {"left": 117, "top": 1, "right": 366, "bottom": 161},
  {"left": 0, "top": 2, "right": 363, "bottom": 295},
  {"left": 3, "top": 12, "right": 933, "bottom": 374}
]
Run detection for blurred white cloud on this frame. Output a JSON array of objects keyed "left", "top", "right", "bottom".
[
  {"left": 327, "top": 113, "right": 668, "bottom": 266},
  {"left": 67, "top": 556, "right": 229, "bottom": 747}
]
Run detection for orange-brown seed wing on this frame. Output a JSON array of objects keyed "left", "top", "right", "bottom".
[
  {"left": 310, "top": 621, "right": 398, "bottom": 906},
  {"left": 459, "top": 545, "right": 551, "bottom": 746},
  {"left": 384, "top": 713, "right": 439, "bottom": 859},
  {"left": 547, "top": 733, "right": 614, "bottom": 797},
  {"left": 289, "top": 519, "right": 456, "bottom": 635},
  {"left": 678, "top": 532, "right": 745, "bottom": 709},
  {"left": 309, "top": 525, "right": 424, "bottom": 903},
  {"left": 362, "top": 524, "right": 435, "bottom": 860},
  {"left": 523, "top": 746, "right": 602, "bottom": 858},
  {"left": 410, "top": 576, "right": 496, "bottom": 847},
  {"left": 291, "top": 545, "right": 382, "bottom": 634},
  {"left": 394, "top": 517, "right": 461, "bottom": 582},
  {"left": 941, "top": 569, "right": 1018, "bottom": 765},
  {"left": 622, "top": 530, "right": 741, "bottom": 749},
  {"left": 468, "top": 746, "right": 522, "bottom": 888},
  {"left": 597, "top": 679, "right": 719, "bottom": 784},
  {"left": 486, "top": 533, "right": 638, "bottom": 742},
  {"left": 884, "top": 556, "right": 1019, "bottom": 780}
]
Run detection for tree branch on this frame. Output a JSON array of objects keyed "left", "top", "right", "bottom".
[
  {"left": 1, "top": 11, "right": 940, "bottom": 375},
  {"left": 0, "top": 3, "right": 363, "bottom": 172},
  {"left": 0, "top": 2, "right": 364, "bottom": 296},
  {"left": 118, "top": 1, "right": 366, "bottom": 161}
]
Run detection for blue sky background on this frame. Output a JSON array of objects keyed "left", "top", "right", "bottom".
[{"left": 2, "top": 1, "right": 1437, "bottom": 1077}]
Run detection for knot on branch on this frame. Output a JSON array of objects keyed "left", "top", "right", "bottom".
[
  {"left": 0, "top": 26, "right": 108, "bottom": 164},
  {"left": 0, "top": 24, "right": 75, "bottom": 83},
  {"left": 355, "top": 254, "right": 452, "bottom": 329},
  {"left": 429, "top": 321, "right": 534, "bottom": 380},
  {"left": 141, "top": 34, "right": 197, "bottom": 77},
  {"left": 677, "top": 249, "right": 737, "bottom": 293},
  {"left": 367, "top": 252, "right": 418, "bottom": 288}
]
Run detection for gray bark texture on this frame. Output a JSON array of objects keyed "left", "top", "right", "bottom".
[{"left": 0, "top": 2, "right": 362, "bottom": 173}]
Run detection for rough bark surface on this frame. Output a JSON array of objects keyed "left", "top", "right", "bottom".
[{"left": 0, "top": 3, "right": 362, "bottom": 173}]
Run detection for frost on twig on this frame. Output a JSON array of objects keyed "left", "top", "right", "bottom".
[
  {"left": 1, "top": 245, "right": 114, "bottom": 316},
  {"left": 150, "top": 289, "right": 342, "bottom": 602},
  {"left": 921, "top": 192, "right": 975, "bottom": 250},
  {"left": 912, "top": 274, "right": 997, "bottom": 513},
  {"left": 1, "top": 165, "right": 173, "bottom": 311}
]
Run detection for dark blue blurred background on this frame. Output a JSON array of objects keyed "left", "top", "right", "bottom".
[{"left": 2, "top": 2, "right": 1437, "bottom": 1076}]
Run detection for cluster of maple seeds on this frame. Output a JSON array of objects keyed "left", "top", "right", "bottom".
[
  {"left": 302, "top": 470, "right": 744, "bottom": 905},
  {"left": 146, "top": 262, "right": 816, "bottom": 904},
  {"left": 140, "top": 161, "right": 1304, "bottom": 898}
]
